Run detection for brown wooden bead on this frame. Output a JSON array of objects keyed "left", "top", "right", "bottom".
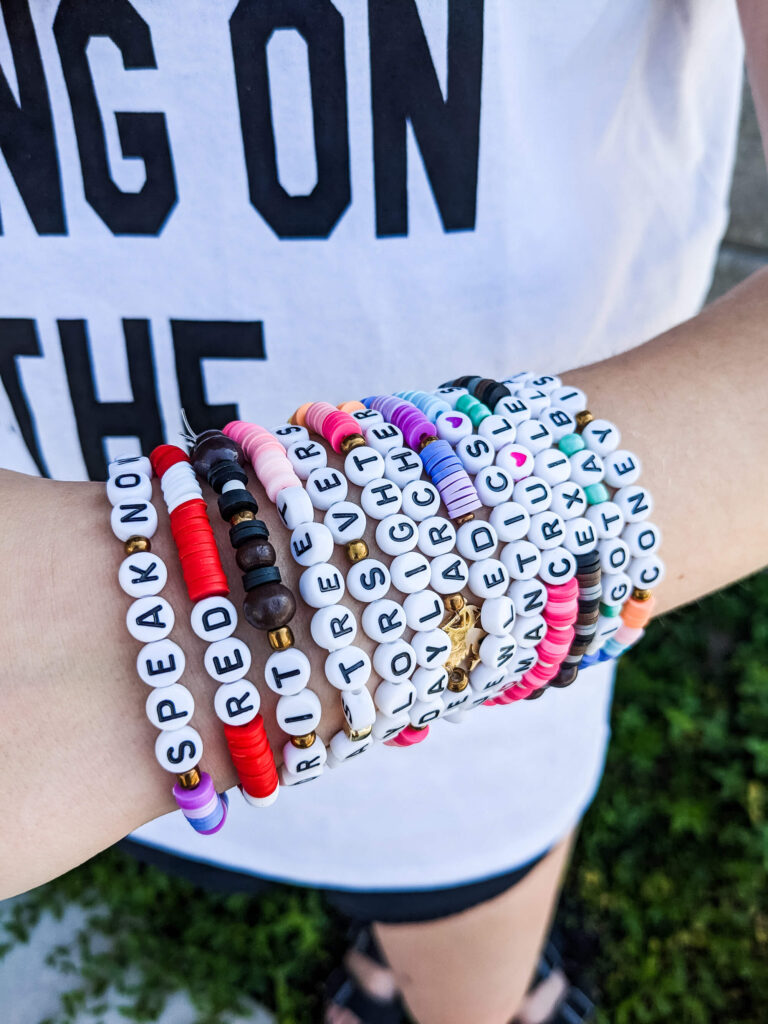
[
  {"left": 191, "top": 431, "right": 244, "bottom": 477},
  {"left": 243, "top": 582, "right": 296, "bottom": 631},
  {"left": 236, "top": 539, "right": 277, "bottom": 572}
]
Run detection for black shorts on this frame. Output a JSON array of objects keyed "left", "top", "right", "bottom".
[{"left": 119, "top": 839, "right": 549, "bottom": 925}]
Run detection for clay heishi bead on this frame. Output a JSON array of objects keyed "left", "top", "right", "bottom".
[
  {"left": 191, "top": 431, "right": 244, "bottom": 478},
  {"left": 236, "top": 539, "right": 277, "bottom": 572},
  {"left": 243, "top": 581, "right": 296, "bottom": 629}
]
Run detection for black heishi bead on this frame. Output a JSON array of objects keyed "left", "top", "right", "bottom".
[
  {"left": 576, "top": 552, "right": 601, "bottom": 569},
  {"left": 577, "top": 599, "right": 601, "bottom": 615},
  {"left": 236, "top": 539, "right": 277, "bottom": 572},
  {"left": 208, "top": 461, "right": 248, "bottom": 494},
  {"left": 242, "top": 566, "right": 281, "bottom": 591},
  {"left": 472, "top": 378, "right": 496, "bottom": 399},
  {"left": 443, "top": 375, "right": 474, "bottom": 388},
  {"left": 549, "top": 665, "right": 579, "bottom": 688},
  {"left": 230, "top": 519, "right": 270, "bottom": 547},
  {"left": 463, "top": 375, "right": 483, "bottom": 394},
  {"left": 524, "top": 687, "right": 547, "bottom": 700},
  {"left": 218, "top": 488, "right": 259, "bottom": 522},
  {"left": 191, "top": 431, "right": 244, "bottom": 478},
  {"left": 480, "top": 382, "right": 510, "bottom": 409}
]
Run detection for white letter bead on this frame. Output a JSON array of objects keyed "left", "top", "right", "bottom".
[
  {"left": 264, "top": 647, "right": 311, "bottom": 695},
  {"left": 435, "top": 386, "right": 468, "bottom": 406},
  {"left": 311, "top": 604, "right": 358, "bottom": 650},
  {"left": 469, "top": 558, "right": 510, "bottom": 599},
  {"left": 272, "top": 423, "right": 309, "bottom": 448},
  {"left": 283, "top": 735, "right": 327, "bottom": 775},
  {"left": 376, "top": 514, "right": 419, "bottom": 555},
  {"left": 286, "top": 439, "right": 328, "bottom": 479},
  {"left": 604, "top": 450, "right": 642, "bottom": 488},
  {"left": 507, "top": 578, "right": 547, "bottom": 617},
  {"left": 325, "top": 646, "right": 372, "bottom": 691},
  {"left": 384, "top": 446, "right": 423, "bottom": 485},
  {"left": 145, "top": 683, "right": 195, "bottom": 731},
  {"left": 360, "top": 479, "right": 403, "bottom": 519},
  {"left": 481, "top": 595, "right": 516, "bottom": 635},
  {"left": 515, "top": 419, "right": 554, "bottom": 455},
  {"left": 118, "top": 552, "right": 168, "bottom": 598},
  {"left": 299, "top": 562, "right": 346, "bottom": 608},
  {"left": 533, "top": 448, "right": 571, "bottom": 486},
  {"left": 306, "top": 467, "right": 348, "bottom": 510},
  {"left": 341, "top": 686, "right": 376, "bottom": 730},
  {"left": 190, "top": 596, "right": 238, "bottom": 642},
  {"left": 435, "top": 410, "right": 473, "bottom": 443},
  {"left": 430, "top": 553, "right": 470, "bottom": 593},
  {"left": 628, "top": 554, "right": 665, "bottom": 589},
  {"left": 110, "top": 500, "right": 158, "bottom": 542},
  {"left": 372, "top": 711, "right": 411, "bottom": 741},
  {"left": 324, "top": 501, "right": 367, "bottom": 544},
  {"left": 404, "top": 590, "right": 445, "bottom": 632},
  {"left": 489, "top": 501, "right": 530, "bottom": 542},
  {"left": 513, "top": 475, "right": 552, "bottom": 514},
  {"left": 527, "top": 511, "right": 566, "bottom": 551},
  {"left": 582, "top": 418, "right": 621, "bottom": 456},
  {"left": 281, "top": 764, "right": 322, "bottom": 785},
  {"left": 564, "top": 517, "right": 598, "bottom": 555},
  {"left": 550, "top": 481, "right": 588, "bottom": 520},
  {"left": 364, "top": 422, "right": 403, "bottom": 454},
  {"left": 495, "top": 443, "right": 535, "bottom": 483},
  {"left": 540, "top": 406, "right": 576, "bottom": 442},
  {"left": 478, "top": 415, "right": 517, "bottom": 450},
  {"left": 373, "top": 638, "right": 417, "bottom": 680},
  {"left": 538, "top": 547, "right": 577, "bottom": 585},
  {"left": 569, "top": 450, "right": 605, "bottom": 487},
  {"left": 155, "top": 726, "right": 201, "bottom": 774},
  {"left": 409, "top": 697, "right": 444, "bottom": 728},
  {"left": 411, "top": 628, "right": 451, "bottom": 669},
  {"left": 276, "top": 689, "right": 322, "bottom": 736},
  {"left": 585, "top": 501, "right": 625, "bottom": 539},
  {"left": 549, "top": 385, "right": 587, "bottom": 412},
  {"left": 374, "top": 678, "right": 416, "bottom": 717},
  {"left": 213, "top": 679, "right": 260, "bottom": 725},
  {"left": 470, "top": 663, "right": 507, "bottom": 694},
  {"left": 352, "top": 407, "right": 384, "bottom": 426},
  {"left": 412, "top": 666, "right": 448, "bottom": 700},
  {"left": 509, "top": 648, "right": 539, "bottom": 677},
  {"left": 479, "top": 633, "right": 518, "bottom": 670},
  {"left": 276, "top": 485, "right": 314, "bottom": 529},
  {"left": 602, "top": 571, "right": 632, "bottom": 606},
  {"left": 137, "top": 638, "right": 185, "bottom": 687},
  {"left": 456, "top": 520, "right": 498, "bottom": 560},
  {"left": 613, "top": 484, "right": 653, "bottom": 522},
  {"left": 475, "top": 465, "right": 515, "bottom": 506},
  {"left": 345, "top": 445, "right": 385, "bottom": 486},
  {"left": 442, "top": 693, "right": 471, "bottom": 717},
  {"left": 390, "top": 551, "right": 432, "bottom": 594},
  {"left": 493, "top": 395, "right": 532, "bottom": 423},
  {"left": 623, "top": 521, "right": 662, "bottom": 557},
  {"left": 401, "top": 480, "right": 441, "bottom": 521},
  {"left": 329, "top": 730, "right": 373, "bottom": 762},
  {"left": 456, "top": 434, "right": 495, "bottom": 474},
  {"left": 347, "top": 558, "right": 391, "bottom": 602},
  {"left": 517, "top": 387, "right": 551, "bottom": 415},
  {"left": 126, "top": 596, "right": 174, "bottom": 643},
  {"left": 109, "top": 455, "right": 152, "bottom": 480},
  {"left": 594, "top": 614, "right": 621, "bottom": 647},
  {"left": 362, "top": 598, "right": 407, "bottom": 643},
  {"left": 290, "top": 521, "right": 335, "bottom": 567},
  {"left": 417, "top": 516, "right": 456, "bottom": 558},
  {"left": 512, "top": 613, "right": 546, "bottom": 648},
  {"left": 106, "top": 471, "right": 152, "bottom": 506},
  {"left": 204, "top": 636, "right": 252, "bottom": 682},
  {"left": 598, "top": 537, "right": 631, "bottom": 574},
  {"left": 500, "top": 540, "right": 541, "bottom": 581}
]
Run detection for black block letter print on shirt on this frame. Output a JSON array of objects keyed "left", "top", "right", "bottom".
[{"left": 0, "top": 318, "right": 47, "bottom": 474}]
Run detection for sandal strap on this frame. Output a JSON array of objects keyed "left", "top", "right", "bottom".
[{"left": 325, "top": 965, "right": 404, "bottom": 1024}]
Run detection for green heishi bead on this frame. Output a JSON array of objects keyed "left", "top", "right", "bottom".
[
  {"left": 600, "top": 602, "right": 621, "bottom": 617},
  {"left": 455, "top": 393, "right": 491, "bottom": 428},
  {"left": 559, "top": 433, "right": 585, "bottom": 456},
  {"left": 585, "top": 482, "right": 610, "bottom": 505}
]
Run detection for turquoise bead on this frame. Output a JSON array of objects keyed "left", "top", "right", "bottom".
[
  {"left": 585, "top": 482, "right": 609, "bottom": 505},
  {"left": 599, "top": 602, "right": 621, "bottom": 617},
  {"left": 558, "top": 433, "right": 585, "bottom": 456}
]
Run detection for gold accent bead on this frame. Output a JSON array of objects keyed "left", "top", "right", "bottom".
[
  {"left": 346, "top": 539, "right": 369, "bottom": 562},
  {"left": 575, "top": 410, "right": 595, "bottom": 431},
  {"left": 410, "top": 723, "right": 429, "bottom": 731},
  {"left": 177, "top": 766, "right": 201, "bottom": 790},
  {"left": 443, "top": 593, "right": 466, "bottom": 614},
  {"left": 268, "top": 626, "right": 294, "bottom": 650},
  {"left": 291, "top": 732, "right": 316, "bottom": 749},
  {"left": 454, "top": 512, "right": 475, "bottom": 525},
  {"left": 230, "top": 509, "right": 256, "bottom": 525},
  {"left": 632, "top": 588, "right": 653, "bottom": 602},
  {"left": 340, "top": 433, "right": 366, "bottom": 454},
  {"left": 344, "top": 724, "right": 373, "bottom": 742},
  {"left": 447, "top": 668, "right": 469, "bottom": 692},
  {"left": 124, "top": 536, "right": 151, "bottom": 555},
  {"left": 417, "top": 434, "right": 439, "bottom": 452}
]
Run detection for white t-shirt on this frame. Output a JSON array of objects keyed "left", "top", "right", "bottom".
[{"left": 0, "top": 1, "right": 742, "bottom": 886}]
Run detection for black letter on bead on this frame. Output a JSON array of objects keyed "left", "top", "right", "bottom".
[
  {"left": 156, "top": 699, "right": 188, "bottom": 724},
  {"left": 230, "top": 0, "right": 351, "bottom": 238},
  {"left": 53, "top": 0, "right": 177, "bottom": 235},
  {"left": 0, "top": 319, "right": 47, "bottom": 474},
  {"left": 0, "top": 0, "right": 67, "bottom": 235}
]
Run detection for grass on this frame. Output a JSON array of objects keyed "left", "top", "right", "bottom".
[{"left": 2, "top": 571, "right": 767, "bottom": 1023}]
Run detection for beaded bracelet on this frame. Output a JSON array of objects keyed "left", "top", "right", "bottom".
[
  {"left": 106, "top": 455, "right": 228, "bottom": 835},
  {"left": 150, "top": 443, "right": 279, "bottom": 808}
]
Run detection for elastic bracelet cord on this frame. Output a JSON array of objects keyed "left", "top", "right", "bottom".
[
  {"left": 150, "top": 443, "right": 279, "bottom": 809},
  {"left": 107, "top": 454, "right": 228, "bottom": 835}
]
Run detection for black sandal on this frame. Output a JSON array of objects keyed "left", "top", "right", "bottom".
[
  {"left": 521, "top": 940, "right": 595, "bottom": 1024},
  {"left": 324, "top": 923, "right": 405, "bottom": 1024}
]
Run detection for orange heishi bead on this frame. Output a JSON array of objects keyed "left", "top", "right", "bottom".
[
  {"left": 337, "top": 400, "right": 367, "bottom": 413},
  {"left": 621, "top": 595, "right": 656, "bottom": 629},
  {"left": 292, "top": 402, "right": 312, "bottom": 427}
]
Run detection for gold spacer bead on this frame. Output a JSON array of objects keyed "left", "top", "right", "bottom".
[
  {"left": 346, "top": 539, "right": 369, "bottom": 562},
  {"left": 291, "top": 732, "right": 316, "bottom": 749},
  {"left": 268, "top": 626, "right": 294, "bottom": 650},
  {"left": 410, "top": 723, "right": 429, "bottom": 731},
  {"left": 443, "top": 593, "right": 466, "bottom": 614},
  {"left": 124, "top": 536, "right": 151, "bottom": 555},
  {"left": 417, "top": 434, "right": 439, "bottom": 452},
  {"left": 447, "top": 668, "right": 470, "bottom": 692},
  {"left": 575, "top": 410, "right": 595, "bottom": 431},
  {"left": 454, "top": 512, "right": 475, "bottom": 525},
  {"left": 632, "top": 588, "right": 653, "bottom": 602},
  {"left": 230, "top": 509, "right": 256, "bottom": 525},
  {"left": 344, "top": 724, "right": 373, "bottom": 742},
  {"left": 177, "top": 766, "right": 202, "bottom": 790},
  {"left": 340, "top": 433, "right": 367, "bottom": 454}
]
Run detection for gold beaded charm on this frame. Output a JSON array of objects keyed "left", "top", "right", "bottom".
[
  {"left": 177, "top": 766, "right": 202, "bottom": 790},
  {"left": 346, "top": 539, "right": 369, "bottom": 562},
  {"left": 291, "top": 732, "right": 316, "bottom": 749},
  {"left": 447, "top": 668, "right": 469, "bottom": 692},
  {"left": 124, "top": 536, "right": 151, "bottom": 555},
  {"left": 575, "top": 410, "right": 595, "bottom": 431},
  {"left": 344, "top": 724, "right": 373, "bottom": 742},
  {"left": 340, "top": 433, "right": 367, "bottom": 454},
  {"left": 268, "top": 626, "right": 294, "bottom": 650},
  {"left": 443, "top": 593, "right": 466, "bottom": 614}
]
